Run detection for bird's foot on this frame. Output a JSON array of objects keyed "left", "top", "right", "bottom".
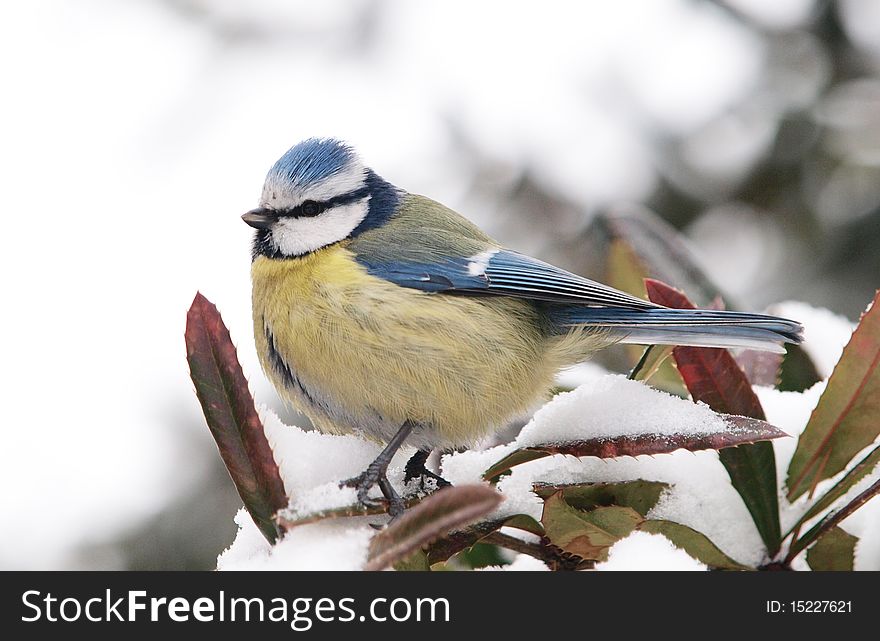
[
  {"left": 403, "top": 449, "right": 452, "bottom": 493},
  {"left": 341, "top": 464, "right": 406, "bottom": 518},
  {"left": 339, "top": 420, "right": 417, "bottom": 520}
]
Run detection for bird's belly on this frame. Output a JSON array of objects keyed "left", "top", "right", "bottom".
[{"left": 250, "top": 247, "right": 555, "bottom": 448}]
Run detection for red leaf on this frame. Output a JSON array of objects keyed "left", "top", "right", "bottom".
[
  {"left": 736, "top": 350, "right": 783, "bottom": 387},
  {"left": 482, "top": 415, "right": 786, "bottom": 480},
  {"left": 787, "top": 290, "right": 880, "bottom": 500},
  {"left": 644, "top": 278, "right": 781, "bottom": 555},
  {"left": 185, "top": 292, "right": 287, "bottom": 543},
  {"left": 365, "top": 485, "right": 502, "bottom": 571}
]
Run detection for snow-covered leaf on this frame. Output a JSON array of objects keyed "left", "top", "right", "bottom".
[
  {"left": 533, "top": 480, "right": 669, "bottom": 517},
  {"left": 787, "top": 290, "right": 880, "bottom": 500},
  {"left": 806, "top": 527, "right": 858, "bottom": 571},
  {"left": 364, "top": 485, "right": 502, "bottom": 571},
  {"left": 637, "top": 520, "right": 750, "bottom": 570},
  {"left": 541, "top": 492, "right": 644, "bottom": 562},
  {"left": 483, "top": 414, "right": 785, "bottom": 481},
  {"left": 185, "top": 293, "right": 287, "bottom": 543},
  {"left": 645, "top": 278, "right": 782, "bottom": 556}
]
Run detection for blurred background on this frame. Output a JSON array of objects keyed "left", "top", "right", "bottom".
[{"left": 1, "top": 0, "right": 878, "bottom": 569}]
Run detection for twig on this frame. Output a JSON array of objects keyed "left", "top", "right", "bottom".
[
  {"left": 785, "top": 478, "right": 880, "bottom": 564},
  {"left": 481, "top": 531, "right": 583, "bottom": 570}
]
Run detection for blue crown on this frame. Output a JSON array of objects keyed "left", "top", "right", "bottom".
[{"left": 267, "top": 138, "right": 356, "bottom": 187}]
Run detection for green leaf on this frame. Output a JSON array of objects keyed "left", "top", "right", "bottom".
[
  {"left": 637, "top": 520, "right": 751, "bottom": 570},
  {"left": 393, "top": 550, "right": 431, "bottom": 572},
  {"left": 806, "top": 527, "right": 858, "bottom": 571},
  {"left": 541, "top": 492, "right": 643, "bottom": 562},
  {"left": 533, "top": 480, "right": 669, "bottom": 517},
  {"left": 787, "top": 289, "right": 880, "bottom": 500},
  {"left": 501, "top": 514, "right": 545, "bottom": 537},
  {"left": 482, "top": 414, "right": 786, "bottom": 481},
  {"left": 645, "top": 278, "right": 783, "bottom": 556},
  {"left": 457, "top": 543, "right": 510, "bottom": 569},
  {"left": 365, "top": 485, "right": 502, "bottom": 571},
  {"left": 778, "top": 344, "right": 822, "bottom": 393},
  {"left": 185, "top": 293, "right": 287, "bottom": 543}
]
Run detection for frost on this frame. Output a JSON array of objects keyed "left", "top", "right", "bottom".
[{"left": 595, "top": 531, "right": 707, "bottom": 571}]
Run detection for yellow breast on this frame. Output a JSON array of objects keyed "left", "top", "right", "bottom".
[{"left": 250, "top": 244, "right": 560, "bottom": 447}]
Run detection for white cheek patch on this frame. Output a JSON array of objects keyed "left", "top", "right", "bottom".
[
  {"left": 270, "top": 198, "right": 370, "bottom": 256},
  {"left": 467, "top": 249, "right": 499, "bottom": 276}
]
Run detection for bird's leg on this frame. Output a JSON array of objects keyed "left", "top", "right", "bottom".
[
  {"left": 341, "top": 421, "right": 415, "bottom": 517},
  {"left": 404, "top": 449, "right": 452, "bottom": 491}
]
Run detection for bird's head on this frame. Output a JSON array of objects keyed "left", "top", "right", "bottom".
[{"left": 244, "top": 138, "right": 399, "bottom": 258}]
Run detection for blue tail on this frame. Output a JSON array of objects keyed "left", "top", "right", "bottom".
[{"left": 553, "top": 307, "right": 803, "bottom": 354}]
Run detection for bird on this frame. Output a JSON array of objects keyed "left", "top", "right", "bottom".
[{"left": 243, "top": 138, "right": 802, "bottom": 517}]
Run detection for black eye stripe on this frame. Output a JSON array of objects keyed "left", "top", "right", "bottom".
[{"left": 275, "top": 186, "right": 371, "bottom": 219}]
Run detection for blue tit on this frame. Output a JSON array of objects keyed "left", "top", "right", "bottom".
[{"left": 243, "top": 138, "right": 802, "bottom": 516}]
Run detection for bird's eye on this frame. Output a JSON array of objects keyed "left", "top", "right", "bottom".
[{"left": 300, "top": 201, "right": 323, "bottom": 217}]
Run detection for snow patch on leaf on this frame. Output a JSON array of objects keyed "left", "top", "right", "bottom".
[
  {"left": 595, "top": 531, "right": 707, "bottom": 571},
  {"left": 516, "top": 375, "right": 728, "bottom": 447}
]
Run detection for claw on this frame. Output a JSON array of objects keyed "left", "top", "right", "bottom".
[
  {"left": 340, "top": 464, "right": 405, "bottom": 518},
  {"left": 338, "top": 420, "right": 416, "bottom": 519}
]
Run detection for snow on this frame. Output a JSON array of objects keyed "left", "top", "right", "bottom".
[
  {"left": 218, "top": 508, "right": 373, "bottom": 571},
  {"left": 555, "top": 362, "right": 612, "bottom": 390},
  {"left": 595, "top": 531, "right": 707, "bottom": 571},
  {"left": 217, "top": 294, "right": 879, "bottom": 571},
  {"left": 477, "top": 555, "right": 550, "bottom": 572},
  {"left": 769, "top": 301, "right": 854, "bottom": 378},
  {"left": 517, "top": 375, "right": 729, "bottom": 446},
  {"left": 261, "top": 406, "right": 416, "bottom": 517}
]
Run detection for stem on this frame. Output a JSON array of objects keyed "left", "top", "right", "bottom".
[
  {"left": 481, "top": 531, "right": 582, "bottom": 570},
  {"left": 784, "top": 478, "right": 880, "bottom": 564},
  {"left": 628, "top": 346, "right": 654, "bottom": 380}
]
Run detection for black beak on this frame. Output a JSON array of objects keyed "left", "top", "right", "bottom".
[{"left": 241, "top": 208, "right": 275, "bottom": 230}]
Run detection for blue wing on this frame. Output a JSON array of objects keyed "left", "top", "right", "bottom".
[
  {"left": 356, "top": 248, "right": 658, "bottom": 309},
  {"left": 353, "top": 246, "right": 802, "bottom": 352}
]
